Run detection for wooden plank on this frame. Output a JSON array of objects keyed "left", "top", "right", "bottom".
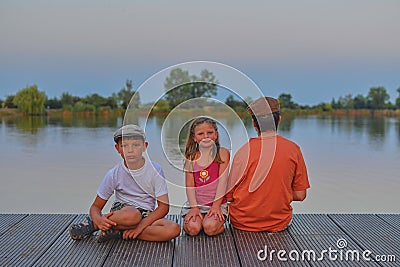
[
  {"left": 0, "top": 213, "right": 397, "bottom": 266},
  {"left": 32, "top": 214, "right": 115, "bottom": 267},
  {"left": 173, "top": 216, "right": 240, "bottom": 267},
  {"left": 329, "top": 214, "right": 399, "bottom": 267},
  {"left": 232, "top": 226, "right": 308, "bottom": 267},
  {"left": 0, "top": 214, "right": 27, "bottom": 236},
  {"left": 377, "top": 214, "right": 400, "bottom": 231},
  {"left": 103, "top": 215, "right": 177, "bottom": 267},
  {"left": 106, "top": 238, "right": 175, "bottom": 267},
  {"left": 289, "top": 214, "right": 379, "bottom": 266},
  {"left": 289, "top": 214, "right": 345, "bottom": 235},
  {"left": 0, "top": 214, "right": 76, "bottom": 267}
]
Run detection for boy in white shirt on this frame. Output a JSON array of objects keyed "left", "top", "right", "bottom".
[{"left": 69, "top": 124, "right": 180, "bottom": 242}]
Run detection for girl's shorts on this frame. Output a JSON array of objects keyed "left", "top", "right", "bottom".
[{"left": 181, "top": 202, "right": 229, "bottom": 218}]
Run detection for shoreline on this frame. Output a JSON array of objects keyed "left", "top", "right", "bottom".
[{"left": 1, "top": 108, "right": 400, "bottom": 118}]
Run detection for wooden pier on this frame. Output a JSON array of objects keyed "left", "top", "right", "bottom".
[{"left": 0, "top": 214, "right": 398, "bottom": 266}]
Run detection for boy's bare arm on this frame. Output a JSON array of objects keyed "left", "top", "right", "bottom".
[
  {"left": 292, "top": 190, "right": 307, "bottom": 201},
  {"left": 89, "top": 195, "right": 117, "bottom": 230}
]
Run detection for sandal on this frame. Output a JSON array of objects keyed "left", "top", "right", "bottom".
[
  {"left": 69, "top": 216, "right": 96, "bottom": 240},
  {"left": 97, "top": 228, "right": 122, "bottom": 243}
]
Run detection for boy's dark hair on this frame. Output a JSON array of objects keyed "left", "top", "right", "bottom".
[{"left": 251, "top": 111, "right": 280, "bottom": 133}]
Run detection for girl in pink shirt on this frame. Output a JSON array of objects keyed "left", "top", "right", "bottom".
[{"left": 182, "top": 117, "right": 230, "bottom": 236}]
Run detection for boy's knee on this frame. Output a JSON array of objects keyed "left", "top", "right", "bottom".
[
  {"left": 119, "top": 207, "right": 142, "bottom": 226},
  {"left": 170, "top": 222, "right": 181, "bottom": 238}
]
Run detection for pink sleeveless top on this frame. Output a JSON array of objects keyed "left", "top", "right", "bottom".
[{"left": 193, "top": 161, "right": 227, "bottom": 206}]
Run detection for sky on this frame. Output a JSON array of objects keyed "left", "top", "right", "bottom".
[{"left": 1, "top": 0, "right": 399, "bottom": 105}]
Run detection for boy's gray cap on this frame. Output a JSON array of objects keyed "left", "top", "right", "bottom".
[{"left": 114, "top": 124, "right": 146, "bottom": 142}]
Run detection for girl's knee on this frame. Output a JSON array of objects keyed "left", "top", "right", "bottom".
[
  {"left": 184, "top": 221, "right": 202, "bottom": 236},
  {"left": 203, "top": 219, "right": 224, "bottom": 236}
]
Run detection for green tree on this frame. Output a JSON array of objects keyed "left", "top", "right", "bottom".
[
  {"left": 315, "top": 102, "right": 333, "bottom": 112},
  {"left": 367, "top": 87, "right": 390, "bottom": 110},
  {"left": 225, "top": 95, "right": 247, "bottom": 112},
  {"left": 73, "top": 101, "right": 95, "bottom": 112},
  {"left": 396, "top": 87, "right": 400, "bottom": 109},
  {"left": 45, "top": 97, "right": 62, "bottom": 109},
  {"left": 331, "top": 98, "right": 340, "bottom": 109},
  {"left": 13, "top": 85, "right": 46, "bottom": 115},
  {"left": 61, "top": 92, "right": 75, "bottom": 107},
  {"left": 153, "top": 99, "right": 170, "bottom": 113},
  {"left": 118, "top": 79, "right": 140, "bottom": 109},
  {"left": 4, "top": 95, "right": 16, "bottom": 108},
  {"left": 278, "top": 93, "right": 297, "bottom": 109},
  {"left": 338, "top": 94, "right": 354, "bottom": 110},
  {"left": 82, "top": 93, "right": 108, "bottom": 108},
  {"left": 164, "top": 68, "right": 217, "bottom": 109},
  {"left": 164, "top": 68, "right": 191, "bottom": 109},
  {"left": 353, "top": 94, "right": 367, "bottom": 109},
  {"left": 106, "top": 96, "right": 118, "bottom": 109}
]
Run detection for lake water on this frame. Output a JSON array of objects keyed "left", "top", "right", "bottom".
[{"left": 1, "top": 114, "right": 399, "bottom": 214}]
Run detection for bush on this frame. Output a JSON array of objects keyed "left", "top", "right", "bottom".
[{"left": 73, "top": 101, "right": 96, "bottom": 113}]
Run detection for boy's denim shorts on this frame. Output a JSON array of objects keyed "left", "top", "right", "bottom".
[{"left": 110, "top": 202, "right": 151, "bottom": 218}]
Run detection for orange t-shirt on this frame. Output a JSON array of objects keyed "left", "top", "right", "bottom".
[{"left": 227, "top": 135, "right": 310, "bottom": 232}]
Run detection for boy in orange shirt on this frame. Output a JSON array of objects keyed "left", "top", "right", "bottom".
[{"left": 227, "top": 97, "right": 310, "bottom": 232}]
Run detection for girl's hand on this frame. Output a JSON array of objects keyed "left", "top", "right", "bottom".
[
  {"left": 184, "top": 207, "right": 203, "bottom": 224},
  {"left": 207, "top": 205, "right": 224, "bottom": 222}
]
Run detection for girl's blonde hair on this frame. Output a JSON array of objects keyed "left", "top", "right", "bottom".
[{"left": 184, "top": 117, "right": 224, "bottom": 170}]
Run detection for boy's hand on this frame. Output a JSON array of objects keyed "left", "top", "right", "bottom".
[
  {"left": 184, "top": 207, "right": 203, "bottom": 223},
  {"left": 207, "top": 204, "right": 224, "bottom": 222},
  {"left": 95, "top": 212, "right": 117, "bottom": 231},
  {"left": 122, "top": 224, "right": 145, "bottom": 240}
]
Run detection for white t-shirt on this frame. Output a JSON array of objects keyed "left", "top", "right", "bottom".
[{"left": 97, "top": 159, "right": 168, "bottom": 211}]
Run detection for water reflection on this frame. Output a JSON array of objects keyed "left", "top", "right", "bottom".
[
  {"left": 352, "top": 116, "right": 367, "bottom": 136},
  {"left": 279, "top": 113, "right": 295, "bottom": 132},
  {"left": 314, "top": 116, "right": 395, "bottom": 149},
  {"left": 2, "top": 115, "right": 121, "bottom": 131},
  {"left": 1, "top": 114, "right": 399, "bottom": 213},
  {"left": 398, "top": 120, "right": 400, "bottom": 147},
  {"left": 154, "top": 115, "right": 166, "bottom": 127},
  {"left": 4, "top": 116, "right": 46, "bottom": 134},
  {"left": 367, "top": 117, "right": 386, "bottom": 146}
]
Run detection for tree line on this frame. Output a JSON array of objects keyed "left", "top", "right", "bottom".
[
  {"left": 0, "top": 80, "right": 139, "bottom": 115},
  {"left": 225, "top": 87, "right": 400, "bottom": 113},
  {"left": 1, "top": 68, "right": 400, "bottom": 115}
]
